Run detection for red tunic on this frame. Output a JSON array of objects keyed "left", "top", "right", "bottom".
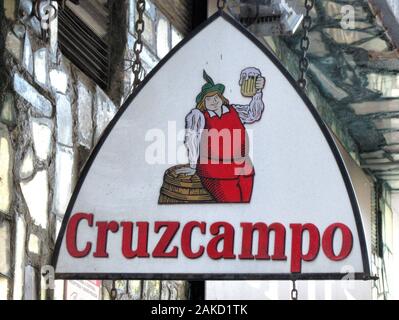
[{"left": 197, "top": 106, "right": 254, "bottom": 179}]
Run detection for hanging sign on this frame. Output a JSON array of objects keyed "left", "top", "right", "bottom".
[{"left": 53, "top": 12, "right": 371, "bottom": 280}]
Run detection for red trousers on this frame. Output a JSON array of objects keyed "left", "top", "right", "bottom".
[{"left": 200, "top": 175, "right": 254, "bottom": 203}]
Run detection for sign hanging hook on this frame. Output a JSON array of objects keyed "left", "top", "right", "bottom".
[
  {"left": 217, "top": 0, "right": 226, "bottom": 11},
  {"left": 291, "top": 280, "right": 298, "bottom": 300}
]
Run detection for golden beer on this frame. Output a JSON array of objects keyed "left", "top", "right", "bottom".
[{"left": 241, "top": 76, "right": 258, "bottom": 97}]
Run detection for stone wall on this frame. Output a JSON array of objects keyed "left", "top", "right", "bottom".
[{"left": 0, "top": 0, "right": 186, "bottom": 300}]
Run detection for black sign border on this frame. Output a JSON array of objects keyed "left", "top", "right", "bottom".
[{"left": 53, "top": 11, "right": 373, "bottom": 281}]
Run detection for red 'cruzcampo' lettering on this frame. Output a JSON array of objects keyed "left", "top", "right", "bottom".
[
  {"left": 152, "top": 222, "right": 180, "bottom": 258},
  {"left": 121, "top": 222, "right": 150, "bottom": 258},
  {"left": 93, "top": 220, "right": 119, "bottom": 258},
  {"left": 65, "top": 213, "right": 354, "bottom": 273},
  {"left": 66, "top": 212, "right": 93, "bottom": 258},
  {"left": 290, "top": 223, "right": 320, "bottom": 273},
  {"left": 322, "top": 223, "right": 353, "bottom": 261},
  {"left": 239, "top": 222, "right": 287, "bottom": 260},
  {"left": 181, "top": 221, "right": 206, "bottom": 259},
  {"left": 207, "top": 222, "right": 236, "bottom": 259}
]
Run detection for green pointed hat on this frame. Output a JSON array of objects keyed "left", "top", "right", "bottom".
[{"left": 196, "top": 70, "right": 225, "bottom": 105}]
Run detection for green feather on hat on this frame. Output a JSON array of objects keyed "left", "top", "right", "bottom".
[{"left": 196, "top": 70, "right": 225, "bottom": 106}]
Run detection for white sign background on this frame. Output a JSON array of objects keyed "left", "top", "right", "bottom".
[{"left": 54, "top": 13, "right": 369, "bottom": 279}]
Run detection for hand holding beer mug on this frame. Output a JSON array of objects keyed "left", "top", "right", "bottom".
[{"left": 240, "top": 67, "right": 265, "bottom": 97}]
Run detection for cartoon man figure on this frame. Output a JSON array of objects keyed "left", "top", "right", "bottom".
[{"left": 176, "top": 68, "right": 266, "bottom": 203}]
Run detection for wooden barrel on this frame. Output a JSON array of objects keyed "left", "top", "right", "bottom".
[{"left": 158, "top": 165, "right": 216, "bottom": 204}]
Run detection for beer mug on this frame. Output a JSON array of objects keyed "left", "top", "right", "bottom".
[{"left": 240, "top": 67, "right": 262, "bottom": 97}]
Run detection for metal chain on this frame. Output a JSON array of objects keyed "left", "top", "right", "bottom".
[
  {"left": 110, "top": 280, "right": 117, "bottom": 300},
  {"left": 217, "top": 0, "right": 226, "bottom": 11},
  {"left": 132, "top": 0, "right": 146, "bottom": 90},
  {"left": 291, "top": 280, "right": 298, "bottom": 300},
  {"left": 297, "top": 0, "right": 314, "bottom": 90}
]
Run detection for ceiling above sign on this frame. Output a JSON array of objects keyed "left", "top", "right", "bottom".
[{"left": 53, "top": 12, "right": 371, "bottom": 281}]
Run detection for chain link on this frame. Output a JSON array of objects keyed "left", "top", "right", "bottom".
[
  {"left": 217, "top": 0, "right": 226, "bottom": 11},
  {"left": 291, "top": 280, "right": 298, "bottom": 300},
  {"left": 297, "top": 0, "right": 314, "bottom": 90},
  {"left": 132, "top": 0, "right": 146, "bottom": 90},
  {"left": 110, "top": 280, "right": 117, "bottom": 300}
]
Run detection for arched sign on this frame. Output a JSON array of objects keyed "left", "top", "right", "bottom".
[{"left": 53, "top": 12, "right": 371, "bottom": 280}]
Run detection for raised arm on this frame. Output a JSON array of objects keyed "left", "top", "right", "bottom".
[
  {"left": 233, "top": 76, "right": 266, "bottom": 124},
  {"left": 176, "top": 109, "right": 205, "bottom": 176},
  {"left": 234, "top": 91, "right": 265, "bottom": 124}
]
